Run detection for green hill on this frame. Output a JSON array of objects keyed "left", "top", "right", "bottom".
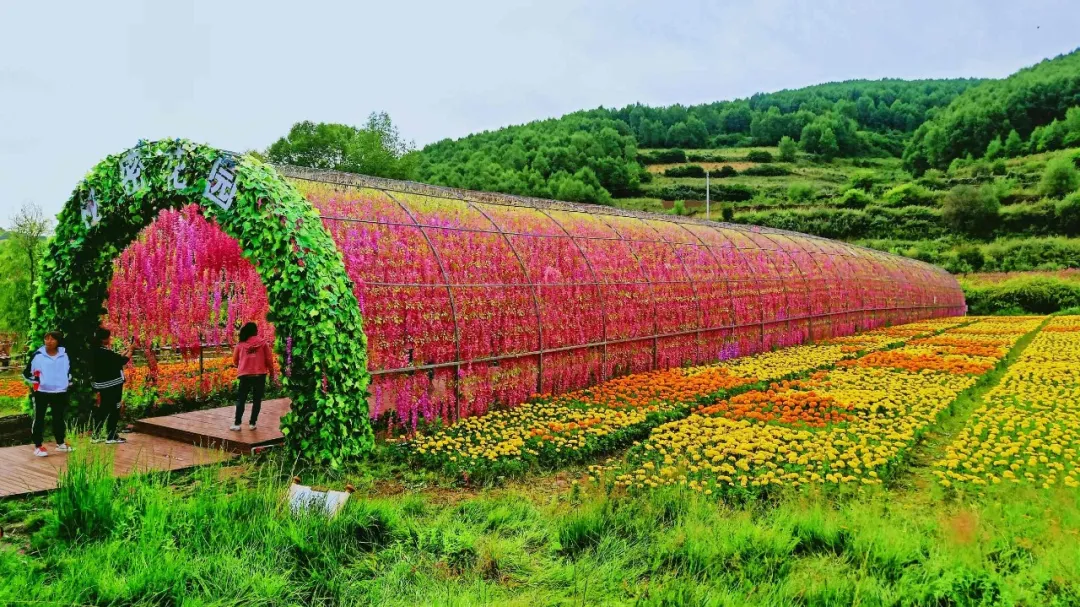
[
  {"left": 903, "top": 48, "right": 1080, "bottom": 173},
  {"left": 416, "top": 79, "right": 981, "bottom": 204}
]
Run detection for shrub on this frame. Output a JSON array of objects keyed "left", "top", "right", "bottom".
[
  {"left": 746, "top": 150, "right": 773, "bottom": 163},
  {"left": 1056, "top": 191, "right": 1080, "bottom": 236},
  {"left": 838, "top": 188, "right": 873, "bottom": 209},
  {"left": 1039, "top": 155, "right": 1080, "bottom": 198},
  {"left": 880, "top": 183, "right": 937, "bottom": 208},
  {"left": 687, "top": 151, "right": 723, "bottom": 163},
  {"left": 786, "top": 183, "right": 816, "bottom": 203},
  {"left": 954, "top": 243, "right": 985, "bottom": 272},
  {"left": 941, "top": 185, "right": 1000, "bottom": 239},
  {"left": 919, "top": 169, "right": 947, "bottom": 190},
  {"left": 777, "top": 136, "right": 797, "bottom": 162},
  {"left": 651, "top": 184, "right": 755, "bottom": 202},
  {"left": 848, "top": 170, "right": 877, "bottom": 192},
  {"left": 991, "top": 159, "right": 1008, "bottom": 176},
  {"left": 998, "top": 200, "right": 1058, "bottom": 237},
  {"left": 669, "top": 200, "right": 692, "bottom": 216},
  {"left": 639, "top": 149, "right": 687, "bottom": 165},
  {"left": 663, "top": 165, "right": 706, "bottom": 178},
  {"left": 742, "top": 165, "right": 791, "bottom": 177},
  {"left": 716, "top": 165, "right": 738, "bottom": 178},
  {"left": 720, "top": 202, "right": 735, "bottom": 221},
  {"left": 963, "top": 276, "right": 1080, "bottom": 314}
]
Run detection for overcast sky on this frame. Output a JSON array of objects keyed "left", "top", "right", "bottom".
[{"left": 1, "top": 0, "right": 1077, "bottom": 220}]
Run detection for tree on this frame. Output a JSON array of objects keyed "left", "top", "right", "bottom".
[
  {"left": 777, "top": 136, "right": 797, "bottom": 162},
  {"left": 941, "top": 185, "right": 1000, "bottom": 239},
  {"left": 1004, "top": 129, "right": 1025, "bottom": 157},
  {"left": 9, "top": 202, "right": 51, "bottom": 302},
  {"left": 265, "top": 113, "right": 418, "bottom": 180},
  {"left": 1039, "top": 155, "right": 1080, "bottom": 199},
  {"left": 984, "top": 136, "right": 1003, "bottom": 160}
]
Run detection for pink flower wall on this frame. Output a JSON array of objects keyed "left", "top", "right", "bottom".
[{"left": 105, "top": 178, "right": 966, "bottom": 431}]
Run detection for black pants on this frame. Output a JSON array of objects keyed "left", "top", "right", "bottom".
[
  {"left": 94, "top": 385, "right": 123, "bottom": 441},
  {"left": 31, "top": 392, "right": 69, "bottom": 448},
  {"left": 235, "top": 374, "right": 266, "bottom": 426}
]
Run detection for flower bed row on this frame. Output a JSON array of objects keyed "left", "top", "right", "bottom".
[
  {"left": 934, "top": 315, "right": 1080, "bottom": 489},
  {"left": 601, "top": 317, "right": 1043, "bottom": 495},
  {"left": 399, "top": 317, "right": 971, "bottom": 481}
]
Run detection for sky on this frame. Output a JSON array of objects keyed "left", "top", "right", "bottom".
[{"left": 0, "top": 0, "right": 1077, "bottom": 220}]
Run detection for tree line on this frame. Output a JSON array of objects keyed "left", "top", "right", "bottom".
[{"left": 904, "top": 47, "right": 1080, "bottom": 173}]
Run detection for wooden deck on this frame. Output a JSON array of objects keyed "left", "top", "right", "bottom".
[
  {"left": 132, "top": 398, "right": 290, "bottom": 454},
  {"left": 0, "top": 432, "right": 234, "bottom": 498},
  {"left": 0, "top": 400, "right": 291, "bottom": 499}
]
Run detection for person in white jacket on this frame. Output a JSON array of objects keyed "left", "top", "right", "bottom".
[{"left": 22, "top": 331, "right": 74, "bottom": 457}]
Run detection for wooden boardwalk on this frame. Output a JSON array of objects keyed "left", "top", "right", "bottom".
[
  {"left": 0, "top": 399, "right": 291, "bottom": 499},
  {"left": 0, "top": 432, "right": 234, "bottom": 498},
  {"left": 133, "top": 398, "right": 290, "bottom": 454}
]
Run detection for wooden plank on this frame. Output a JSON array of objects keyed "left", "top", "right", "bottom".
[
  {"left": 0, "top": 434, "right": 235, "bottom": 498},
  {"left": 133, "top": 399, "right": 290, "bottom": 454}
]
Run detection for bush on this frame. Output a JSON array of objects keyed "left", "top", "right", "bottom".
[
  {"left": 742, "top": 165, "right": 791, "bottom": 177},
  {"left": 746, "top": 150, "right": 774, "bottom": 163},
  {"left": 1056, "top": 192, "right": 1080, "bottom": 236},
  {"left": 669, "top": 200, "right": 692, "bottom": 216},
  {"left": 991, "top": 159, "right": 1008, "bottom": 176},
  {"left": 963, "top": 276, "right": 1080, "bottom": 314},
  {"left": 954, "top": 243, "right": 985, "bottom": 272},
  {"left": 663, "top": 165, "right": 706, "bottom": 178},
  {"left": 919, "top": 169, "right": 947, "bottom": 190},
  {"left": 651, "top": 183, "right": 755, "bottom": 202},
  {"left": 716, "top": 165, "right": 738, "bottom": 178},
  {"left": 982, "top": 237, "right": 1080, "bottom": 271},
  {"left": 720, "top": 202, "right": 735, "bottom": 221},
  {"left": 786, "top": 183, "right": 816, "bottom": 203},
  {"left": 639, "top": 149, "right": 687, "bottom": 165},
  {"left": 1039, "top": 155, "right": 1080, "bottom": 198},
  {"left": 848, "top": 170, "right": 877, "bottom": 192},
  {"left": 941, "top": 185, "right": 1000, "bottom": 239},
  {"left": 880, "top": 183, "right": 938, "bottom": 208},
  {"left": 838, "top": 188, "right": 873, "bottom": 209},
  {"left": 777, "top": 136, "right": 797, "bottom": 162},
  {"left": 687, "top": 151, "right": 723, "bottom": 163},
  {"left": 998, "top": 200, "right": 1058, "bottom": 237}
]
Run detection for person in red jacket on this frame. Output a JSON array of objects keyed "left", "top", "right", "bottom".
[{"left": 231, "top": 322, "right": 274, "bottom": 431}]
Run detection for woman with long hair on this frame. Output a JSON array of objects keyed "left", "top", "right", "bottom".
[{"left": 231, "top": 322, "right": 274, "bottom": 431}]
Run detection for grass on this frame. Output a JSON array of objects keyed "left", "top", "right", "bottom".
[{"left": 2, "top": 451, "right": 1078, "bottom": 605}]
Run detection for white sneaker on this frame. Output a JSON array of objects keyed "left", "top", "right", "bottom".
[
  {"left": 56, "top": 443, "right": 74, "bottom": 453},
  {"left": 105, "top": 438, "right": 127, "bottom": 445},
  {"left": 33, "top": 447, "right": 48, "bottom": 457},
  {"left": 248, "top": 423, "right": 257, "bottom": 431},
  {"left": 229, "top": 425, "right": 241, "bottom": 431}
]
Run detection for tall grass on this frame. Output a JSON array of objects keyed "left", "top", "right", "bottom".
[{"left": 1, "top": 452, "right": 1079, "bottom": 604}]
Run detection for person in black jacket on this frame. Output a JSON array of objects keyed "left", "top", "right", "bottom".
[{"left": 91, "top": 329, "right": 132, "bottom": 444}]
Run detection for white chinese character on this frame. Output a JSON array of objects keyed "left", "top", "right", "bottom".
[
  {"left": 119, "top": 149, "right": 145, "bottom": 195},
  {"left": 81, "top": 188, "right": 101, "bottom": 228},
  {"left": 169, "top": 147, "right": 188, "bottom": 190},
  {"left": 203, "top": 157, "right": 238, "bottom": 210}
]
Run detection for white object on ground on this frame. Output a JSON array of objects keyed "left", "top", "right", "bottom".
[{"left": 288, "top": 484, "right": 350, "bottom": 518}]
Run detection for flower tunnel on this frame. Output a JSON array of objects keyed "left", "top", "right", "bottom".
[{"left": 37, "top": 141, "right": 966, "bottom": 464}]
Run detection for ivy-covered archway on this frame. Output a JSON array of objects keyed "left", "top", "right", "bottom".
[{"left": 32, "top": 139, "right": 372, "bottom": 466}]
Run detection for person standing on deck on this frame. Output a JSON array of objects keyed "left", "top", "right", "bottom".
[
  {"left": 23, "top": 331, "right": 74, "bottom": 457},
  {"left": 91, "top": 329, "right": 133, "bottom": 444},
  {"left": 231, "top": 322, "right": 274, "bottom": 431}
]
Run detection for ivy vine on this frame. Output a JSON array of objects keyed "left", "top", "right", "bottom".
[{"left": 31, "top": 139, "right": 373, "bottom": 466}]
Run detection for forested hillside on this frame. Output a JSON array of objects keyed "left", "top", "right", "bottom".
[
  {"left": 903, "top": 48, "right": 1080, "bottom": 173},
  {"left": 415, "top": 79, "right": 980, "bottom": 203}
]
